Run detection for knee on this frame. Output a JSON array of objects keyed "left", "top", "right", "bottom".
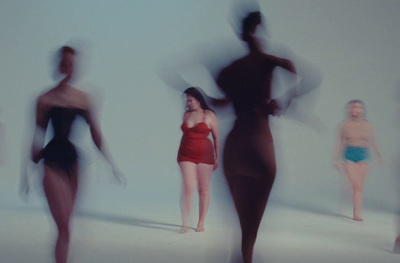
[
  {"left": 241, "top": 227, "right": 258, "bottom": 245},
  {"left": 198, "top": 188, "right": 210, "bottom": 198},
  {"left": 56, "top": 219, "right": 70, "bottom": 236},
  {"left": 353, "top": 184, "right": 363, "bottom": 193},
  {"left": 183, "top": 186, "right": 195, "bottom": 197}
]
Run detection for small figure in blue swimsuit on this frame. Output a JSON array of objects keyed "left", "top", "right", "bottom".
[{"left": 334, "top": 99, "right": 383, "bottom": 222}]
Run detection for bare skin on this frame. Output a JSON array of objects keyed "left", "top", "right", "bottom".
[
  {"left": 21, "top": 49, "right": 122, "bottom": 263},
  {"left": 344, "top": 161, "right": 369, "bottom": 221},
  {"left": 43, "top": 164, "right": 78, "bottom": 263},
  {"left": 215, "top": 13, "right": 297, "bottom": 262},
  {"left": 178, "top": 95, "right": 220, "bottom": 233},
  {"left": 394, "top": 235, "right": 400, "bottom": 253},
  {"left": 334, "top": 102, "right": 383, "bottom": 222},
  {"left": 179, "top": 161, "right": 214, "bottom": 232}
]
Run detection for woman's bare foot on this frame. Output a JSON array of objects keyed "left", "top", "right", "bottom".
[
  {"left": 353, "top": 216, "right": 363, "bottom": 222},
  {"left": 196, "top": 225, "right": 205, "bottom": 232},
  {"left": 393, "top": 236, "right": 400, "bottom": 253},
  {"left": 179, "top": 227, "right": 189, "bottom": 233}
]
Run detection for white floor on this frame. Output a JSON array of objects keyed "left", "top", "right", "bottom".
[{"left": 1, "top": 203, "right": 399, "bottom": 263}]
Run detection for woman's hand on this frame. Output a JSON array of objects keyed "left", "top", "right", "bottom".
[
  {"left": 213, "top": 159, "right": 219, "bottom": 171},
  {"left": 333, "top": 159, "right": 342, "bottom": 173},
  {"left": 19, "top": 172, "right": 31, "bottom": 200},
  {"left": 111, "top": 165, "right": 127, "bottom": 185},
  {"left": 376, "top": 157, "right": 384, "bottom": 167},
  {"left": 267, "top": 99, "right": 282, "bottom": 116},
  {"left": 31, "top": 149, "right": 43, "bottom": 164}
]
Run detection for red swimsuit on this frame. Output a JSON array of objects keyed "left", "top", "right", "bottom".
[{"left": 177, "top": 111, "right": 215, "bottom": 165}]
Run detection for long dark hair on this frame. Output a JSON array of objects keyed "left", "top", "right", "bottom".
[{"left": 184, "top": 87, "right": 214, "bottom": 112}]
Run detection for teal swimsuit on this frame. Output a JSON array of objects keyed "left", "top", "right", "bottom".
[{"left": 344, "top": 146, "right": 369, "bottom": 163}]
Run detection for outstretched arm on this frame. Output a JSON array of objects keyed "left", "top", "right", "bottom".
[
  {"left": 31, "top": 97, "right": 51, "bottom": 163},
  {"left": 277, "top": 57, "right": 297, "bottom": 75},
  {"left": 333, "top": 123, "right": 346, "bottom": 172},
  {"left": 275, "top": 57, "right": 299, "bottom": 113},
  {"left": 21, "top": 98, "right": 49, "bottom": 196},
  {"left": 86, "top": 98, "right": 125, "bottom": 183},
  {"left": 370, "top": 124, "right": 384, "bottom": 166},
  {"left": 209, "top": 111, "right": 220, "bottom": 171}
]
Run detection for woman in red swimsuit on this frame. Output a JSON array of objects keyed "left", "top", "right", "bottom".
[{"left": 177, "top": 87, "right": 220, "bottom": 233}]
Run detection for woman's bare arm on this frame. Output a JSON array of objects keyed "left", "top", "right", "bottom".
[
  {"left": 209, "top": 111, "right": 220, "bottom": 171},
  {"left": 21, "top": 96, "right": 49, "bottom": 196},
  {"left": 85, "top": 96, "right": 125, "bottom": 182},
  {"left": 31, "top": 97, "right": 49, "bottom": 163},
  {"left": 334, "top": 122, "right": 346, "bottom": 171},
  {"left": 369, "top": 124, "right": 384, "bottom": 165}
]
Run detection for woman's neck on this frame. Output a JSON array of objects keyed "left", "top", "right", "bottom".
[
  {"left": 191, "top": 108, "right": 203, "bottom": 113},
  {"left": 350, "top": 116, "right": 363, "bottom": 122}
]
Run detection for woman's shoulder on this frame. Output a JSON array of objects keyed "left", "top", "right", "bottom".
[
  {"left": 354, "top": 119, "right": 371, "bottom": 126},
  {"left": 343, "top": 119, "right": 371, "bottom": 127},
  {"left": 362, "top": 119, "right": 373, "bottom": 129},
  {"left": 36, "top": 89, "right": 54, "bottom": 107},
  {"left": 205, "top": 109, "right": 216, "bottom": 116},
  {"left": 205, "top": 109, "right": 217, "bottom": 121},
  {"left": 39, "top": 86, "right": 92, "bottom": 111},
  {"left": 68, "top": 87, "right": 92, "bottom": 110},
  {"left": 69, "top": 87, "right": 90, "bottom": 99},
  {"left": 340, "top": 120, "right": 350, "bottom": 128}
]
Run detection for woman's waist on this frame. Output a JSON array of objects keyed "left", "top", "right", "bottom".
[
  {"left": 180, "top": 136, "right": 212, "bottom": 146},
  {"left": 345, "top": 144, "right": 369, "bottom": 149},
  {"left": 233, "top": 115, "right": 270, "bottom": 128},
  {"left": 181, "top": 133, "right": 211, "bottom": 140},
  {"left": 44, "top": 138, "right": 75, "bottom": 149}
]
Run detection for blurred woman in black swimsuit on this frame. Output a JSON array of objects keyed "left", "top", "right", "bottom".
[{"left": 21, "top": 46, "right": 123, "bottom": 263}]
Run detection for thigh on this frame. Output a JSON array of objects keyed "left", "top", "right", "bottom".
[
  {"left": 179, "top": 161, "right": 198, "bottom": 188},
  {"left": 43, "top": 164, "right": 78, "bottom": 222},
  {"left": 231, "top": 175, "right": 274, "bottom": 228},
  {"left": 224, "top": 128, "right": 276, "bottom": 182},
  {"left": 344, "top": 162, "right": 369, "bottom": 187},
  {"left": 197, "top": 163, "right": 214, "bottom": 191}
]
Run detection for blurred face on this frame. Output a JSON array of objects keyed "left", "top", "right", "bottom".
[
  {"left": 59, "top": 53, "right": 75, "bottom": 77},
  {"left": 186, "top": 95, "right": 201, "bottom": 111},
  {"left": 348, "top": 102, "right": 364, "bottom": 119},
  {"left": 252, "top": 23, "right": 268, "bottom": 52}
]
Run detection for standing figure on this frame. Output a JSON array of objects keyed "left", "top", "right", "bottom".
[
  {"left": 215, "top": 12, "right": 297, "bottom": 263},
  {"left": 21, "top": 46, "right": 123, "bottom": 263},
  {"left": 334, "top": 99, "right": 383, "bottom": 222},
  {"left": 177, "top": 87, "right": 220, "bottom": 233}
]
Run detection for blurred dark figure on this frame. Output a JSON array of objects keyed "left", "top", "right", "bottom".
[
  {"left": 20, "top": 46, "right": 123, "bottom": 263},
  {"left": 0, "top": 111, "right": 4, "bottom": 165},
  {"left": 213, "top": 12, "right": 298, "bottom": 263},
  {"left": 333, "top": 100, "right": 383, "bottom": 222},
  {"left": 393, "top": 83, "right": 400, "bottom": 253},
  {"left": 177, "top": 87, "right": 220, "bottom": 233}
]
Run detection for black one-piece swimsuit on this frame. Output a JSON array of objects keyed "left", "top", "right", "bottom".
[{"left": 42, "top": 107, "right": 87, "bottom": 175}]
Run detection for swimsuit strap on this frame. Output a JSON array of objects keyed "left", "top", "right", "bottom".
[{"left": 202, "top": 110, "right": 206, "bottom": 122}]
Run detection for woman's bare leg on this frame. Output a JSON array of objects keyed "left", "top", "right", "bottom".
[
  {"left": 229, "top": 175, "right": 274, "bottom": 263},
  {"left": 344, "top": 161, "right": 369, "bottom": 221},
  {"left": 394, "top": 235, "right": 400, "bottom": 253},
  {"left": 178, "top": 161, "right": 197, "bottom": 232},
  {"left": 196, "top": 163, "right": 213, "bottom": 232},
  {"left": 223, "top": 123, "right": 276, "bottom": 262},
  {"left": 43, "top": 164, "right": 78, "bottom": 263}
]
